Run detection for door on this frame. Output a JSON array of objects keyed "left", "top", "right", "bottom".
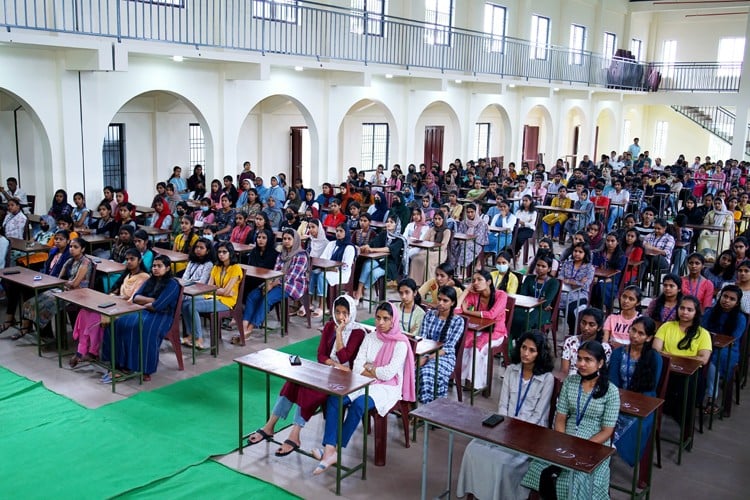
[
  {"left": 290, "top": 126, "right": 307, "bottom": 186},
  {"left": 572, "top": 125, "right": 580, "bottom": 168},
  {"left": 424, "top": 126, "right": 444, "bottom": 169},
  {"left": 522, "top": 125, "right": 539, "bottom": 169}
]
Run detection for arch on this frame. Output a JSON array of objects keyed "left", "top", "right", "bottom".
[
  {"left": 414, "top": 100, "right": 461, "bottom": 169},
  {"left": 337, "top": 98, "right": 399, "bottom": 179},
  {"left": 475, "top": 103, "right": 512, "bottom": 161},
  {"left": 523, "top": 104, "right": 553, "bottom": 167},
  {"left": 595, "top": 107, "right": 618, "bottom": 157},
  {"left": 0, "top": 87, "right": 53, "bottom": 209},
  {"left": 100, "top": 90, "right": 215, "bottom": 202},
  {"left": 237, "top": 94, "right": 319, "bottom": 188},
  {"left": 565, "top": 105, "right": 587, "bottom": 160}
]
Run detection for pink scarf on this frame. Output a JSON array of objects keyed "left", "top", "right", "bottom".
[{"left": 373, "top": 303, "right": 417, "bottom": 402}]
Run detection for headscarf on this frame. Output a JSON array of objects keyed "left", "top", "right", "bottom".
[
  {"left": 286, "top": 190, "right": 302, "bottom": 213},
  {"left": 39, "top": 215, "right": 57, "bottom": 233},
  {"left": 412, "top": 208, "right": 428, "bottom": 236},
  {"left": 371, "top": 192, "right": 389, "bottom": 222},
  {"left": 431, "top": 214, "right": 448, "bottom": 244},
  {"left": 279, "top": 228, "right": 303, "bottom": 274},
  {"left": 372, "top": 303, "right": 416, "bottom": 402},
  {"left": 402, "top": 188, "right": 415, "bottom": 205},
  {"left": 463, "top": 204, "right": 482, "bottom": 233},
  {"left": 330, "top": 294, "right": 359, "bottom": 360},
  {"left": 390, "top": 193, "right": 411, "bottom": 232},
  {"left": 307, "top": 219, "right": 329, "bottom": 258},
  {"left": 153, "top": 198, "right": 173, "bottom": 229},
  {"left": 711, "top": 199, "right": 732, "bottom": 228},
  {"left": 330, "top": 223, "right": 352, "bottom": 262},
  {"left": 425, "top": 173, "right": 437, "bottom": 189},
  {"left": 114, "top": 190, "right": 132, "bottom": 222}
]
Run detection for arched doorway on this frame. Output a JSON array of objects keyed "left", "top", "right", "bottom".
[
  {"left": 523, "top": 105, "right": 553, "bottom": 168},
  {"left": 337, "top": 99, "right": 398, "bottom": 180},
  {"left": 475, "top": 103, "right": 512, "bottom": 166},
  {"left": 415, "top": 101, "right": 461, "bottom": 170}
]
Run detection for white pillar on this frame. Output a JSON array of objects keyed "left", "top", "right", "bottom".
[{"left": 730, "top": 15, "right": 750, "bottom": 160}]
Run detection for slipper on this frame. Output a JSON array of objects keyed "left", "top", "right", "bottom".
[
  {"left": 247, "top": 428, "right": 273, "bottom": 446},
  {"left": 181, "top": 337, "right": 193, "bottom": 347},
  {"left": 231, "top": 333, "right": 251, "bottom": 345},
  {"left": 10, "top": 328, "right": 31, "bottom": 341},
  {"left": 312, "top": 458, "right": 337, "bottom": 476},
  {"left": 311, "top": 447, "right": 324, "bottom": 461},
  {"left": 296, "top": 306, "right": 307, "bottom": 317},
  {"left": 0, "top": 321, "right": 16, "bottom": 334},
  {"left": 311, "top": 308, "right": 323, "bottom": 319},
  {"left": 274, "top": 439, "right": 300, "bottom": 457}
]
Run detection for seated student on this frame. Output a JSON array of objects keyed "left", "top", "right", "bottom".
[
  {"left": 346, "top": 201, "right": 361, "bottom": 232},
  {"left": 541, "top": 186, "right": 571, "bottom": 240},
  {"left": 181, "top": 237, "right": 214, "bottom": 285},
  {"left": 416, "top": 286, "right": 465, "bottom": 404},
  {"left": 671, "top": 214, "right": 693, "bottom": 275},
  {"left": 353, "top": 216, "right": 406, "bottom": 300},
  {"left": 609, "top": 316, "right": 662, "bottom": 469},
  {"left": 561, "top": 307, "right": 612, "bottom": 376},
  {"left": 703, "top": 249, "right": 735, "bottom": 291},
  {"left": 396, "top": 278, "right": 426, "bottom": 336},
  {"left": 151, "top": 182, "right": 168, "bottom": 209},
  {"left": 591, "top": 232, "right": 626, "bottom": 311},
  {"left": 88, "top": 203, "right": 119, "bottom": 239},
  {"left": 132, "top": 230, "right": 155, "bottom": 272},
  {"left": 682, "top": 252, "right": 715, "bottom": 311},
  {"left": 241, "top": 230, "right": 309, "bottom": 341},
  {"left": 409, "top": 211, "right": 451, "bottom": 283},
  {"left": 456, "top": 269, "right": 508, "bottom": 390},
  {"left": 248, "top": 212, "right": 273, "bottom": 246},
  {"left": 389, "top": 192, "right": 411, "bottom": 232},
  {"left": 309, "top": 223, "right": 356, "bottom": 319},
  {"left": 653, "top": 295, "right": 712, "bottom": 431},
  {"left": 323, "top": 199, "right": 347, "bottom": 230},
  {"left": 452, "top": 203, "right": 489, "bottom": 272},
  {"left": 171, "top": 216, "right": 199, "bottom": 274},
  {"left": 367, "top": 191, "right": 389, "bottom": 224},
  {"left": 311, "top": 302, "right": 414, "bottom": 475},
  {"left": 559, "top": 242, "right": 596, "bottom": 334},
  {"left": 245, "top": 295, "right": 365, "bottom": 457},
  {"left": 697, "top": 198, "right": 734, "bottom": 254},
  {"left": 489, "top": 250, "right": 519, "bottom": 294},
  {"left": 16, "top": 215, "right": 56, "bottom": 268},
  {"left": 229, "top": 212, "right": 252, "bottom": 245},
  {"left": 614, "top": 213, "right": 637, "bottom": 242},
  {"left": 2, "top": 229, "right": 71, "bottom": 335},
  {"left": 351, "top": 213, "right": 377, "bottom": 249},
  {"left": 563, "top": 187, "right": 595, "bottom": 237},
  {"left": 15, "top": 238, "right": 93, "bottom": 341},
  {"left": 101, "top": 254, "right": 181, "bottom": 382},
  {"left": 193, "top": 197, "right": 215, "bottom": 230},
  {"left": 69, "top": 248, "right": 150, "bottom": 368},
  {"left": 418, "top": 262, "right": 463, "bottom": 305},
  {"left": 182, "top": 241, "right": 243, "bottom": 349},
  {"left": 420, "top": 193, "right": 436, "bottom": 220},
  {"left": 117, "top": 202, "right": 137, "bottom": 230},
  {"left": 510, "top": 256, "right": 560, "bottom": 337},
  {"left": 457, "top": 330, "right": 554, "bottom": 500},
  {"left": 645, "top": 273, "right": 683, "bottom": 327},
  {"left": 71, "top": 192, "right": 91, "bottom": 229},
  {"left": 701, "top": 285, "right": 746, "bottom": 414},
  {"left": 446, "top": 190, "right": 464, "bottom": 221},
  {"left": 733, "top": 236, "right": 749, "bottom": 268},
  {"left": 262, "top": 196, "right": 282, "bottom": 231},
  {"left": 603, "top": 286, "right": 643, "bottom": 349},
  {"left": 525, "top": 237, "right": 560, "bottom": 276},
  {"left": 485, "top": 199, "right": 516, "bottom": 255},
  {"left": 522, "top": 340, "right": 620, "bottom": 500},
  {"left": 634, "top": 206, "right": 656, "bottom": 239},
  {"left": 149, "top": 198, "right": 173, "bottom": 236},
  {"left": 643, "top": 217, "right": 675, "bottom": 275},
  {"left": 403, "top": 208, "right": 431, "bottom": 272}
]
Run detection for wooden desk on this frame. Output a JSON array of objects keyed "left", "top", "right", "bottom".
[
  {"left": 240, "top": 264, "right": 285, "bottom": 342},
  {"left": 369, "top": 220, "right": 386, "bottom": 230},
  {"left": 357, "top": 250, "right": 389, "bottom": 313},
  {"left": 235, "top": 348, "right": 373, "bottom": 495},
  {"left": 460, "top": 314, "right": 496, "bottom": 404},
  {"left": 409, "top": 238, "right": 442, "bottom": 283},
  {"left": 453, "top": 232, "right": 477, "bottom": 280},
  {"left": 152, "top": 247, "right": 189, "bottom": 272},
  {"left": 611, "top": 389, "right": 664, "bottom": 500},
  {"left": 311, "top": 257, "right": 344, "bottom": 324},
  {"left": 687, "top": 223, "right": 727, "bottom": 256},
  {"left": 231, "top": 242, "right": 255, "bottom": 258},
  {"left": 138, "top": 225, "right": 172, "bottom": 245},
  {"left": 55, "top": 288, "right": 144, "bottom": 392},
  {"left": 663, "top": 355, "right": 703, "bottom": 465},
  {"left": 412, "top": 398, "right": 615, "bottom": 500},
  {"left": 508, "top": 293, "right": 545, "bottom": 332},
  {"left": 92, "top": 258, "right": 126, "bottom": 291},
  {"left": 81, "top": 234, "right": 115, "bottom": 254},
  {"left": 134, "top": 205, "right": 155, "bottom": 215},
  {"left": 9, "top": 237, "right": 48, "bottom": 262},
  {"left": 1, "top": 266, "right": 66, "bottom": 358},
  {"left": 178, "top": 279, "right": 218, "bottom": 362}
]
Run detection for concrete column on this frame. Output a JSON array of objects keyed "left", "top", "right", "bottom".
[{"left": 730, "top": 14, "right": 750, "bottom": 160}]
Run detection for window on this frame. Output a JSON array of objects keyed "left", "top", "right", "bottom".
[
  {"left": 484, "top": 3, "right": 507, "bottom": 53},
  {"left": 717, "top": 37, "right": 745, "bottom": 77},
  {"left": 662, "top": 40, "right": 677, "bottom": 79},
  {"left": 708, "top": 135, "right": 731, "bottom": 161},
  {"left": 361, "top": 123, "right": 389, "bottom": 171},
  {"left": 425, "top": 0, "right": 453, "bottom": 46},
  {"left": 350, "top": 0, "right": 385, "bottom": 36},
  {"left": 530, "top": 15, "right": 550, "bottom": 60},
  {"left": 474, "top": 123, "right": 491, "bottom": 160},
  {"left": 630, "top": 38, "right": 643, "bottom": 61},
  {"left": 189, "top": 123, "right": 205, "bottom": 168},
  {"left": 253, "top": 0, "right": 297, "bottom": 23},
  {"left": 653, "top": 121, "right": 669, "bottom": 158},
  {"left": 569, "top": 24, "right": 586, "bottom": 65},
  {"left": 102, "top": 124, "right": 126, "bottom": 190},
  {"left": 603, "top": 32, "right": 616, "bottom": 62}
]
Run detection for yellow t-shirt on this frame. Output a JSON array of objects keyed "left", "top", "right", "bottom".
[
  {"left": 173, "top": 232, "right": 198, "bottom": 273},
  {"left": 206, "top": 263, "right": 244, "bottom": 308},
  {"left": 489, "top": 270, "right": 519, "bottom": 294},
  {"left": 655, "top": 321, "right": 713, "bottom": 357}
]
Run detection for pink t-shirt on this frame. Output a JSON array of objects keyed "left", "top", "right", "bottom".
[{"left": 604, "top": 313, "right": 639, "bottom": 345}]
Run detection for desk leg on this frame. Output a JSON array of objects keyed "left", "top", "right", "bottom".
[
  {"left": 678, "top": 374, "right": 689, "bottom": 465},
  {"left": 470, "top": 330, "right": 477, "bottom": 406},
  {"left": 709, "top": 347, "right": 723, "bottom": 429},
  {"left": 190, "top": 296, "right": 196, "bottom": 364},
  {"left": 336, "top": 394, "right": 344, "bottom": 496},
  {"left": 362, "top": 385, "right": 369, "bottom": 480},
  {"left": 446, "top": 431, "right": 454, "bottom": 500},
  {"left": 424, "top": 249, "right": 430, "bottom": 284},
  {"left": 632, "top": 417, "right": 644, "bottom": 499},
  {"left": 720, "top": 345, "right": 731, "bottom": 420},
  {"left": 263, "top": 278, "right": 269, "bottom": 343},
  {"left": 420, "top": 420, "right": 429, "bottom": 500},
  {"left": 34, "top": 289, "right": 42, "bottom": 357},
  {"left": 321, "top": 273, "right": 327, "bottom": 326},
  {"left": 138, "top": 311, "right": 143, "bottom": 385},
  {"left": 265, "top": 373, "right": 271, "bottom": 421},
  {"left": 646, "top": 416, "right": 657, "bottom": 500},
  {"left": 238, "top": 364, "right": 244, "bottom": 454},
  {"left": 109, "top": 321, "right": 117, "bottom": 393},
  {"left": 212, "top": 291, "right": 218, "bottom": 356},
  {"left": 55, "top": 296, "right": 62, "bottom": 368}
]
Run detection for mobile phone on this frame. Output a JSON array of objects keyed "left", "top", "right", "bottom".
[
  {"left": 289, "top": 354, "right": 302, "bottom": 366},
  {"left": 33, "top": 275, "right": 43, "bottom": 281},
  {"left": 3, "top": 270, "right": 20, "bottom": 275},
  {"left": 482, "top": 414, "right": 505, "bottom": 427},
  {"left": 93, "top": 259, "right": 102, "bottom": 264},
  {"left": 98, "top": 302, "right": 116, "bottom": 309}
]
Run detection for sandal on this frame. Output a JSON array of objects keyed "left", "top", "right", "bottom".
[
  {"left": 10, "top": 327, "right": 31, "bottom": 341},
  {"left": 296, "top": 306, "right": 307, "bottom": 317},
  {"left": 182, "top": 337, "right": 193, "bottom": 347},
  {"left": 0, "top": 320, "right": 17, "bottom": 333},
  {"left": 231, "top": 333, "right": 251, "bottom": 345},
  {"left": 247, "top": 428, "right": 273, "bottom": 446},
  {"left": 275, "top": 439, "right": 300, "bottom": 457},
  {"left": 311, "top": 308, "right": 323, "bottom": 319}
]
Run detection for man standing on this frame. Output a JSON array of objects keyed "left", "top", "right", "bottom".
[{"left": 628, "top": 137, "right": 641, "bottom": 159}]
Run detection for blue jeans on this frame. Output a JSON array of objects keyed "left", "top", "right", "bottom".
[
  {"left": 273, "top": 395, "right": 307, "bottom": 427},
  {"left": 309, "top": 270, "right": 324, "bottom": 297},
  {"left": 359, "top": 260, "right": 385, "bottom": 287},
  {"left": 322, "top": 394, "right": 374, "bottom": 448},
  {"left": 243, "top": 286, "right": 284, "bottom": 327},
  {"left": 181, "top": 296, "right": 230, "bottom": 340},
  {"left": 607, "top": 206, "right": 624, "bottom": 232},
  {"left": 541, "top": 221, "right": 561, "bottom": 238}
]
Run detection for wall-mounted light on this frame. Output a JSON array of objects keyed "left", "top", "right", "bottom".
[
  {"left": 385, "top": 74, "right": 393, "bottom": 79},
  {"left": 455, "top": 79, "right": 462, "bottom": 84},
  {"left": 553, "top": 87, "right": 560, "bottom": 92},
  {"left": 508, "top": 84, "right": 516, "bottom": 88},
  {"left": 294, "top": 66, "right": 304, "bottom": 72},
  {"left": 172, "top": 55, "right": 184, "bottom": 62}
]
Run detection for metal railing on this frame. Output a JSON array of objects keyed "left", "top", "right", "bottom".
[
  {"left": 0, "top": 0, "right": 741, "bottom": 93},
  {"left": 672, "top": 105, "right": 750, "bottom": 156}
]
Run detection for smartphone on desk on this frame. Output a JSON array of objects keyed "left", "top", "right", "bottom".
[{"left": 482, "top": 414, "right": 505, "bottom": 427}]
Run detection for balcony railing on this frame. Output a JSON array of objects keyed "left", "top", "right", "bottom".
[{"left": 0, "top": 0, "right": 741, "bottom": 93}]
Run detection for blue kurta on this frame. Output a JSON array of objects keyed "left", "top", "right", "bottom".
[
  {"left": 417, "top": 311, "right": 464, "bottom": 403},
  {"left": 102, "top": 278, "right": 180, "bottom": 375}
]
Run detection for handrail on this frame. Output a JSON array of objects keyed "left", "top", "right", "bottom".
[{"left": 0, "top": 0, "right": 741, "bottom": 93}]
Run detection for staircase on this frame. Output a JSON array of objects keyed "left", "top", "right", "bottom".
[{"left": 671, "top": 105, "right": 750, "bottom": 156}]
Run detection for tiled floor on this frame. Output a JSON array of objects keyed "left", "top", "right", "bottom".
[{"left": 2, "top": 292, "right": 750, "bottom": 500}]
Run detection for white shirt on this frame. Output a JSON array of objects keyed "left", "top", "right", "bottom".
[
  {"left": 348, "top": 332, "right": 408, "bottom": 416},
  {"left": 320, "top": 241, "right": 356, "bottom": 286}
]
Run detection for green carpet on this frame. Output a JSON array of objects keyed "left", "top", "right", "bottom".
[{"left": 0, "top": 338, "right": 319, "bottom": 499}]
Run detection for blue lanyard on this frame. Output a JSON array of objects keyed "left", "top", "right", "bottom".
[
  {"left": 400, "top": 304, "right": 414, "bottom": 333},
  {"left": 576, "top": 383, "right": 594, "bottom": 429},
  {"left": 689, "top": 277, "right": 702, "bottom": 297},
  {"left": 515, "top": 373, "right": 534, "bottom": 417},
  {"left": 625, "top": 347, "right": 632, "bottom": 389}
]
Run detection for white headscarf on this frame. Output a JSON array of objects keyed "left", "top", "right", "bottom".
[
  {"left": 330, "top": 294, "right": 359, "bottom": 363},
  {"left": 308, "top": 219, "right": 329, "bottom": 258}
]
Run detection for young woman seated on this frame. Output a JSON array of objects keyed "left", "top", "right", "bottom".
[
  {"left": 510, "top": 256, "right": 560, "bottom": 341},
  {"left": 522, "top": 340, "right": 620, "bottom": 500},
  {"left": 172, "top": 216, "right": 199, "bottom": 274},
  {"left": 353, "top": 216, "right": 406, "bottom": 300},
  {"left": 408, "top": 210, "right": 451, "bottom": 283},
  {"left": 561, "top": 307, "right": 612, "bottom": 377},
  {"left": 682, "top": 252, "right": 715, "bottom": 311},
  {"left": 308, "top": 223, "right": 355, "bottom": 319},
  {"left": 181, "top": 237, "right": 215, "bottom": 285},
  {"left": 310, "top": 302, "right": 415, "bottom": 475},
  {"left": 396, "top": 279, "right": 425, "bottom": 336},
  {"left": 558, "top": 242, "right": 596, "bottom": 334},
  {"left": 417, "top": 262, "right": 463, "bottom": 305},
  {"left": 602, "top": 286, "right": 643, "bottom": 350},
  {"left": 489, "top": 250, "right": 519, "bottom": 294},
  {"left": 457, "top": 330, "right": 555, "bottom": 500},
  {"left": 645, "top": 273, "right": 683, "bottom": 328},
  {"left": 591, "top": 232, "right": 626, "bottom": 312},
  {"left": 245, "top": 295, "right": 365, "bottom": 457}
]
